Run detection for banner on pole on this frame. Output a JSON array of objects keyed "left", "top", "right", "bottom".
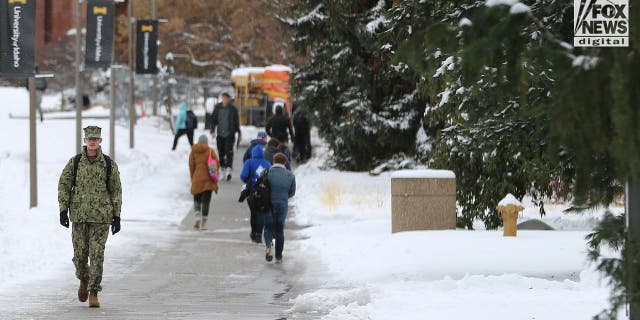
[
  {"left": 135, "top": 19, "right": 158, "bottom": 74},
  {"left": 0, "top": 0, "right": 36, "bottom": 77},
  {"left": 85, "top": 0, "right": 114, "bottom": 69}
]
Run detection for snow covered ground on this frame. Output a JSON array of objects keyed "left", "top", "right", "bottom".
[
  {"left": 285, "top": 146, "right": 625, "bottom": 319},
  {"left": 0, "top": 86, "right": 626, "bottom": 319},
  {"left": 0, "top": 87, "right": 214, "bottom": 293}
]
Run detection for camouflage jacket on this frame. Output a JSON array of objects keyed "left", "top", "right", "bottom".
[{"left": 58, "top": 147, "right": 122, "bottom": 224}]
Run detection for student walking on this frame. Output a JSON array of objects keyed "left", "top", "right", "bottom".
[
  {"left": 172, "top": 102, "right": 195, "bottom": 150},
  {"left": 263, "top": 153, "right": 296, "bottom": 263},
  {"left": 209, "top": 92, "right": 241, "bottom": 181},
  {"left": 263, "top": 138, "right": 280, "bottom": 165},
  {"left": 293, "top": 106, "right": 312, "bottom": 163},
  {"left": 189, "top": 135, "right": 220, "bottom": 230},
  {"left": 243, "top": 131, "right": 268, "bottom": 163},
  {"left": 240, "top": 145, "right": 272, "bottom": 243},
  {"left": 266, "top": 105, "right": 295, "bottom": 144},
  {"left": 57, "top": 126, "right": 122, "bottom": 308}
]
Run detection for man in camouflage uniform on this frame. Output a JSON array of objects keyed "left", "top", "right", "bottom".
[{"left": 57, "top": 126, "right": 122, "bottom": 308}]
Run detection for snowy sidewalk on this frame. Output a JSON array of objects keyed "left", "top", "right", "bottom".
[{"left": 0, "top": 148, "right": 307, "bottom": 319}]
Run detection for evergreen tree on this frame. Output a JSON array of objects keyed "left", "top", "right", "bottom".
[
  {"left": 285, "top": 0, "right": 425, "bottom": 170},
  {"left": 394, "top": 0, "right": 639, "bottom": 317},
  {"left": 394, "top": 0, "right": 574, "bottom": 229}
]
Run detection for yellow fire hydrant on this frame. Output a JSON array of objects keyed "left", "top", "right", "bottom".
[{"left": 496, "top": 194, "right": 524, "bottom": 237}]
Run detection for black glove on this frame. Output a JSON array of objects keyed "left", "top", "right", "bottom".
[
  {"left": 60, "top": 210, "right": 69, "bottom": 228},
  {"left": 111, "top": 216, "right": 121, "bottom": 235}
]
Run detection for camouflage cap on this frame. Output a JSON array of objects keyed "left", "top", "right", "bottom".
[{"left": 83, "top": 126, "right": 102, "bottom": 138}]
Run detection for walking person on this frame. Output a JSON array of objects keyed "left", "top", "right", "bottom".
[
  {"left": 266, "top": 105, "right": 295, "bottom": 145},
  {"left": 240, "top": 145, "right": 272, "bottom": 243},
  {"left": 189, "top": 135, "right": 220, "bottom": 230},
  {"left": 172, "top": 102, "right": 195, "bottom": 150},
  {"left": 293, "top": 106, "right": 312, "bottom": 163},
  {"left": 263, "top": 138, "right": 280, "bottom": 165},
  {"left": 263, "top": 153, "right": 296, "bottom": 263},
  {"left": 57, "top": 126, "right": 122, "bottom": 308},
  {"left": 277, "top": 141, "right": 293, "bottom": 170},
  {"left": 243, "top": 131, "right": 268, "bottom": 163},
  {"left": 209, "top": 92, "right": 241, "bottom": 181}
]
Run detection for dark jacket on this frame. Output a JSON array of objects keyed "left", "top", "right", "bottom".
[
  {"left": 293, "top": 109, "right": 310, "bottom": 141},
  {"left": 277, "top": 145, "right": 292, "bottom": 170},
  {"left": 266, "top": 113, "right": 295, "bottom": 143},
  {"left": 240, "top": 146, "right": 272, "bottom": 188},
  {"left": 209, "top": 102, "right": 240, "bottom": 137},
  {"left": 267, "top": 164, "right": 296, "bottom": 204},
  {"left": 243, "top": 139, "right": 267, "bottom": 163},
  {"left": 189, "top": 143, "right": 220, "bottom": 195},
  {"left": 264, "top": 145, "right": 278, "bottom": 164}
]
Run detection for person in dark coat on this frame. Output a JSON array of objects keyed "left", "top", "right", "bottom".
[
  {"left": 209, "top": 92, "right": 241, "bottom": 181},
  {"left": 240, "top": 145, "right": 272, "bottom": 243},
  {"left": 263, "top": 138, "right": 280, "bottom": 165},
  {"left": 263, "top": 153, "right": 296, "bottom": 263},
  {"left": 293, "top": 107, "right": 312, "bottom": 163},
  {"left": 265, "top": 105, "right": 295, "bottom": 144},
  {"left": 242, "top": 131, "right": 268, "bottom": 163},
  {"left": 277, "top": 142, "right": 292, "bottom": 170}
]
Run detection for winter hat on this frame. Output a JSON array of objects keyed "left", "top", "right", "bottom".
[
  {"left": 257, "top": 131, "right": 267, "bottom": 141},
  {"left": 198, "top": 135, "right": 208, "bottom": 144}
]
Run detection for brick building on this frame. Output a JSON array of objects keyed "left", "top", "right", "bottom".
[{"left": 35, "top": 0, "right": 129, "bottom": 63}]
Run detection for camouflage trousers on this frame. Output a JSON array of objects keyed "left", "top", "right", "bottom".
[{"left": 72, "top": 223, "right": 110, "bottom": 292}]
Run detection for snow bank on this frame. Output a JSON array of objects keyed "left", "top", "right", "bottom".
[
  {"left": 288, "top": 146, "right": 616, "bottom": 319},
  {"left": 391, "top": 169, "right": 455, "bottom": 179},
  {"left": 0, "top": 87, "right": 195, "bottom": 293}
]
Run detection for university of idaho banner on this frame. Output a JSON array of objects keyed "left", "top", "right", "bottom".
[
  {"left": 85, "top": 0, "right": 114, "bottom": 69},
  {"left": 135, "top": 19, "right": 158, "bottom": 74},
  {"left": 0, "top": 0, "right": 36, "bottom": 77}
]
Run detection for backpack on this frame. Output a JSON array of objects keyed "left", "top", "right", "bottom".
[
  {"left": 247, "top": 169, "right": 271, "bottom": 212},
  {"left": 186, "top": 110, "right": 198, "bottom": 130},
  {"left": 73, "top": 153, "right": 112, "bottom": 195},
  {"left": 207, "top": 149, "right": 219, "bottom": 183}
]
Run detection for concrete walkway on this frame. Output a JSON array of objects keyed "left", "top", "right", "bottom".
[{"left": 0, "top": 147, "right": 311, "bottom": 319}]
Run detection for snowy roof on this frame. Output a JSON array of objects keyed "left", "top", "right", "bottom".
[
  {"left": 391, "top": 169, "right": 455, "bottom": 179},
  {"left": 497, "top": 193, "right": 524, "bottom": 207},
  {"left": 265, "top": 65, "right": 292, "bottom": 73},
  {"left": 231, "top": 67, "right": 265, "bottom": 77}
]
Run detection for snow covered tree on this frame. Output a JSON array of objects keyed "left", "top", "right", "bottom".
[
  {"left": 392, "top": 0, "right": 575, "bottom": 229},
  {"left": 394, "top": 0, "right": 638, "bottom": 317},
  {"left": 285, "top": 1, "right": 425, "bottom": 170}
]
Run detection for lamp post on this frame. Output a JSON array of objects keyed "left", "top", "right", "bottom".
[
  {"left": 75, "top": 0, "right": 83, "bottom": 154},
  {"left": 128, "top": 0, "right": 135, "bottom": 149},
  {"left": 151, "top": 0, "right": 158, "bottom": 116}
]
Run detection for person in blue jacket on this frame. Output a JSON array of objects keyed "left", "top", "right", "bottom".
[
  {"left": 240, "top": 145, "right": 272, "bottom": 243},
  {"left": 172, "top": 102, "right": 194, "bottom": 150},
  {"left": 263, "top": 152, "right": 296, "bottom": 263},
  {"left": 242, "top": 131, "right": 268, "bottom": 163}
]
